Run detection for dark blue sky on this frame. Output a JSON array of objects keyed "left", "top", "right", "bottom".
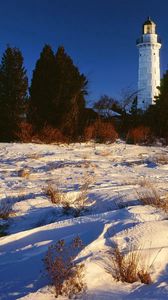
[{"left": 0, "top": 0, "right": 168, "bottom": 104}]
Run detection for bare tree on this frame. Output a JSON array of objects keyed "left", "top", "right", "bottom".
[{"left": 93, "top": 95, "right": 122, "bottom": 118}]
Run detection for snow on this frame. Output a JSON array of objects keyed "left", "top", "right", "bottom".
[{"left": 0, "top": 141, "right": 168, "bottom": 299}]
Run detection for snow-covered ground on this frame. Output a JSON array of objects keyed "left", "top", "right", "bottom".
[{"left": 0, "top": 141, "right": 168, "bottom": 300}]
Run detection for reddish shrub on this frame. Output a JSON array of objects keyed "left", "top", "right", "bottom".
[
  {"left": 16, "top": 121, "right": 34, "bottom": 142},
  {"left": 38, "top": 125, "right": 68, "bottom": 144},
  {"left": 16, "top": 123, "right": 69, "bottom": 144},
  {"left": 84, "top": 119, "right": 118, "bottom": 143},
  {"left": 126, "top": 126, "right": 151, "bottom": 144}
]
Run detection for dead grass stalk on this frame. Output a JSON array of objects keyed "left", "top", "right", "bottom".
[
  {"left": 105, "top": 245, "right": 151, "bottom": 284},
  {"left": 136, "top": 181, "right": 168, "bottom": 213}
]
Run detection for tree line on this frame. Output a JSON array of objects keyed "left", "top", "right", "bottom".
[
  {"left": 0, "top": 44, "right": 96, "bottom": 142},
  {"left": 0, "top": 43, "right": 167, "bottom": 144}
]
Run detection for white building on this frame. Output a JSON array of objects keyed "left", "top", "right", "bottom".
[{"left": 136, "top": 17, "right": 161, "bottom": 110}]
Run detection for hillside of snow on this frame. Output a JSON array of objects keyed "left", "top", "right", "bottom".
[{"left": 0, "top": 141, "right": 168, "bottom": 300}]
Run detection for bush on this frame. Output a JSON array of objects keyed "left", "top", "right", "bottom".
[
  {"left": 0, "top": 223, "right": 8, "bottom": 237},
  {"left": 18, "top": 168, "right": 30, "bottom": 178},
  {"left": 44, "top": 185, "right": 66, "bottom": 205},
  {"left": 38, "top": 125, "right": 68, "bottom": 144},
  {"left": 126, "top": 126, "right": 151, "bottom": 144},
  {"left": 44, "top": 178, "right": 93, "bottom": 217},
  {"left": 16, "top": 121, "right": 34, "bottom": 142},
  {"left": 0, "top": 200, "right": 13, "bottom": 219},
  {"left": 69, "top": 179, "right": 91, "bottom": 217},
  {"left": 44, "top": 236, "right": 86, "bottom": 298},
  {"left": 17, "top": 123, "right": 68, "bottom": 144},
  {"left": 84, "top": 119, "right": 118, "bottom": 143},
  {"left": 136, "top": 181, "right": 168, "bottom": 213},
  {"left": 105, "top": 245, "right": 151, "bottom": 284}
]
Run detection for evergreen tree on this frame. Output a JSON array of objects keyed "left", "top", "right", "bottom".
[
  {"left": 150, "top": 70, "right": 168, "bottom": 137},
  {"left": 54, "top": 46, "right": 88, "bottom": 137},
  {"left": 29, "top": 44, "right": 57, "bottom": 129},
  {"left": 0, "top": 47, "right": 28, "bottom": 141}
]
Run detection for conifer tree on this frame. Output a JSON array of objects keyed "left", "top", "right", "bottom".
[
  {"left": 29, "top": 44, "right": 57, "bottom": 129},
  {"left": 0, "top": 47, "right": 28, "bottom": 141},
  {"left": 54, "top": 46, "right": 88, "bottom": 137},
  {"left": 150, "top": 70, "right": 168, "bottom": 136}
]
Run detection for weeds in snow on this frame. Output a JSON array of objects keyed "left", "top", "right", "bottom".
[
  {"left": 0, "top": 200, "right": 14, "bottom": 219},
  {"left": 136, "top": 181, "right": 168, "bottom": 213},
  {"left": 18, "top": 168, "right": 30, "bottom": 178},
  {"left": 27, "top": 153, "right": 41, "bottom": 160},
  {"left": 0, "top": 224, "right": 8, "bottom": 236},
  {"left": 71, "top": 179, "right": 91, "bottom": 217},
  {"left": 105, "top": 245, "right": 152, "bottom": 284},
  {"left": 44, "top": 178, "right": 93, "bottom": 217},
  {"left": 44, "top": 185, "right": 66, "bottom": 205},
  {"left": 153, "top": 153, "right": 168, "bottom": 165},
  {"left": 44, "top": 236, "right": 86, "bottom": 298}
]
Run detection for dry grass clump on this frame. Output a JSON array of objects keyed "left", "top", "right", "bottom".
[
  {"left": 153, "top": 153, "right": 168, "bottom": 165},
  {"left": 0, "top": 224, "right": 8, "bottom": 237},
  {"left": 84, "top": 119, "right": 118, "bottom": 143},
  {"left": 16, "top": 122, "right": 69, "bottom": 144},
  {"left": 71, "top": 179, "right": 91, "bottom": 217},
  {"left": 44, "top": 178, "right": 92, "bottom": 217},
  {"left": 99, "top": 150, "right": 112, "bottom": 157},
  {"left": 44, "top": 185, "right": 66, "bottom": 205},
  {"left": 18, "top": 168, "right": 30, "bottom": 178},
  {"left": 105, "top": 245, "right": 151, "bottom": 284},
  {"left": 27, "top": 153, "right": 41, "bottom": 159},
  {"left": 37, "top": 125, "right": 68, "bottom": 144},
  {"left": 0, "top": 200, "right": 14, "bottom": 219},
  {"left": 16, "top": 121, "right": 34, "bottom": 143},
  {"left": 44, "top": 236, "right": 86, "bottom": 298},
  {"left": 126, "top": 126, "right": 151, "bottom": 145},
  {"left": 136, "top": 181, "right": 168, "bottom": 213}
]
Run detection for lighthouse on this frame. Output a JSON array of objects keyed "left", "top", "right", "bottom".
[{"left": 136, "top": 17, "right": 161, "bottom": 110}]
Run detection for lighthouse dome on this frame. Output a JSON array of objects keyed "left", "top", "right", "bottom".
[
  {"left": 143, "top": 17, "right": 156, "bottom": 34},
  {"left": 143, "top": 17, "right": 156, "bottom": 26}
]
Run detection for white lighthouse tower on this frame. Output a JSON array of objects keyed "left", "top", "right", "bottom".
[{"left": 136, "top": 17, "right": 161, "bottom": 110}]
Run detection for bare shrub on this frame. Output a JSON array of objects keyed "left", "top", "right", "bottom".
[
  {"left": 153, "top": 153, "right": 168, "bottom": 165},
  {"left": 44, "top": 236, "right": 86, "bottom": 298},
  {"left": 43, "top": 185, "right": 68, "bottom": 206},
  {"left": 99, "top": 150, "right": 111, "bottom": 157},
  {"left": 137, "top": 269, "right": 152, "bottom": 284},
  {"left": 136, "top": 181, "right": 168, "bottom": 213},
  {"left": 71, "top": 179, "right": 91, "bottom": 217},
  {"left": 16, "top": 122, "right": 69, "bottom": 144},
  {"left": 16, "top": 121, "right": 34, "bottom": 142},
  {"left": 0, "top": 223, "right": 8, "bottom": 237},
  {"left": 44, "top": 178, "right": 93, "bottom": 217},
  {"left": 105, "top": 245, "right": 151, "bottom": 284},
  {"left": 0, "top": 200, "right": 14, "bottom": 219},
  {"left": 126, "top": 126, "right": 151, "bottom": 144},
  {"left": 18, "top": 168, "right": 30, "bottom": 178},
  {"left": 27, "top": 153, "right": 41, "bottom": 159},
  {"left": 84, "top": 119, "right": 118, "bottom": 143},
  {"left": 38, "top": 125, "right": 68, "bottom": 144}
]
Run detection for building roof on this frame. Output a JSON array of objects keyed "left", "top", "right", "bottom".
[{"left": 143, "top": 17, "right": 156, "bottom": 26}]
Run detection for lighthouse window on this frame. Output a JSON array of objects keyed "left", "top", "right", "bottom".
[{"left": 146, "top": 25, "right": 151, "bottom": 33}]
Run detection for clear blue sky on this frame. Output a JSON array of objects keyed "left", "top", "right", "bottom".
[{"left": 0, "top": 0, "right": 167, "bottom": 104}]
